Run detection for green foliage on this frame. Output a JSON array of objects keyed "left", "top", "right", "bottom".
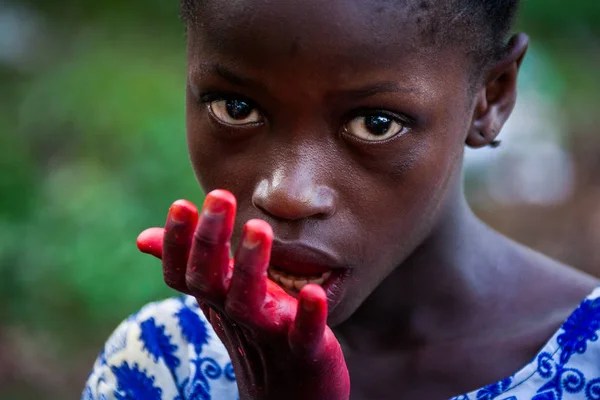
[
  {"left": 1, "top": 16, "right": 200, "bottom": 350},
  {"left": 519, "top": 0, "right": 600, "bottom": 41}
]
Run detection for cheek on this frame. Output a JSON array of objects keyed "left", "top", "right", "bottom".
[
  {"left": 186, "top": 112, "right": 259, "bottom": 201},
  {"left": 187, "top": 128, "right": 266, "bottom": 249},
  {"left": 349, "top": 132, "right": 463, "bottom": 274},
  {"left": 186, "top": 120, "right": 215, "bottom": 191},
  {"left": 360, "top": 137, "right": 458, "bottom": 221}
]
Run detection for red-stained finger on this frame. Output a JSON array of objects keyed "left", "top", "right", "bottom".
[
  {"left": 186, "top": 190, "right": 236, "bottom": 305},
  {"left": 289, "top": 284, "right": 328, "bottom": 356},
  {"left": 137, "top": 228, "right": 165, "bottom": 259},
  {"left": 225, "top": 219, "right": 273, "bottom": 326},
  {"left": 162, "top": 200, "right": 198, "bottom": 293}
]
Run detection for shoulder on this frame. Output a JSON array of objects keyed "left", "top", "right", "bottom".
[
  {"left": 82, "top": 296, "right": 237, "bottom": 400},
  {"left": 555, "top": 286, "right": 600, "bottom": 363},
  {"left": 519, "top": 286, "right": 600, "bottom": 398},
  {"left": 525, "top": 286, "right": 600, "bottom": 398},
  {"left": 455, "top": 287, "right": 600, "bottom": 400}
]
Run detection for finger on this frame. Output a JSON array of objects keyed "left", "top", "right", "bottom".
[
  {"left": 162, "top": 200, "right": 198, "bottom": 293},
  {"left": 137, "top": 228, "right": 165, "bottom": 259},
  {"left": 289, "top": 284, "right": 328, "bottom": 356},
  {"left": 225, "top": 219, "right": 273, "bottom": 325},
  {"left": 186, "top": 190, "right": 236, "bottom": 305}
]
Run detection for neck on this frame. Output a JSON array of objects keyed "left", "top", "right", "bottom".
[{"left": 334, "top": 192, "right": 519, "bottom": 353}]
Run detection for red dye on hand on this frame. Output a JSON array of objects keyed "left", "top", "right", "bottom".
[{"left": 136, "top": 190, "right": 350, "bottom": 400}]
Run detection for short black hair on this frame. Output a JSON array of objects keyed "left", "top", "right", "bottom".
[
  {"left": 180, "top": 0, "right": 520, "bottom": 77},
  {"left": 421, "top": 0, "right": 520, "bottom": 69}
]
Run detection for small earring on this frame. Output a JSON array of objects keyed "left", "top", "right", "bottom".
[{"left": 479, "top": 129, "right": 501, "bottom": 148}]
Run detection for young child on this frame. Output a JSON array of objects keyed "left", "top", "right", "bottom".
[{"left": 83, "top": 0, "right": 600, "bottom": 399}]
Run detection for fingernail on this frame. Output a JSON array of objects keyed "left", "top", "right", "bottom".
[
  {"left": 242, "top": 228, "right": 262, "bottom": 250},
  {"left": 303, "top": 297, "right": 317, "bottom": 312},
  {"left": 169, "top": 202, "right": 189, "bottom": 223},
  {"left": 204, "top": 195, "right": 228, "bottom": 216}
]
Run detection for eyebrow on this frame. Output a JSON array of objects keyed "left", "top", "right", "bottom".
[
  {"left": 195, "top": 63, "right": 421, "bottom": 98},
  {"left": 197, "top": 63, "right": 268, "bottom": 91},
  {"left": 332, "top": 82, "right": 421, "bottom": 99}
]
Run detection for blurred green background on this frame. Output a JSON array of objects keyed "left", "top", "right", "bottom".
[{"left": 0, "top": 1, "right": 599, "bottom": 398}]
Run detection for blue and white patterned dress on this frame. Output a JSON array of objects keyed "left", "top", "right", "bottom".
[{"left": 83, "top": 287, "right": 600, "bottom": 399}]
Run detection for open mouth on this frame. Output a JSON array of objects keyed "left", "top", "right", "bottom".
[
  {"left": 268, "top": 265, "right": 333, "bottom": 292},
  {"left": 265, "top": 241, "right": 351, "bottom": 309}
]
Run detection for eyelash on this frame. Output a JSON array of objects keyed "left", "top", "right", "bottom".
[
  {"left": 341, "top": 108, "right": 414, "bottom": 142},
  {"left": 346, "top": 109, "right": 413, "bottom": 127},
  {"left": 199, "top": 92, "right": 258, "bottom": 109},
  {"left": 198, "top": 92, "right": 414, "bottom": 136}
]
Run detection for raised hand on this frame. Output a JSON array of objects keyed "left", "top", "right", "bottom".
[{"left": 137, "top": 190, "right": 350, "bottom": 400}]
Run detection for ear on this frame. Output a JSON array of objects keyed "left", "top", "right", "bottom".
[{"left": 466, "top": 33, "right": 529, "bottom": 149}]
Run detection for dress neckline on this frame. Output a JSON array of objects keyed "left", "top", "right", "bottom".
[{"left": 456, "top": 286, "right": 600, "bottom": 399}]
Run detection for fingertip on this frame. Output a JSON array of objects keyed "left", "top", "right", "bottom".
[
  {"left": 172, "top": 199, "right": 198, "bottom": 210},
  {"left": 299, "top": 284, "right": 327, "bottom": 309},
  {"left": 137, "top": 228, "right": 164, "bottom": 259},
  {"left": 199, "top": 192, "right": 237, "bottom": 245},
  {"left": 203, "top": 190, "right": 237, "bottom": 217},
  {"left": 297, "top": 284, "right": 328, "bottom": 325},
  {"left": 290, "top": 285, "right": 328, "bottom": 356},
  {"left": 245, "top": 219, "right": 273, "bottom": 236},
  {"left": 242, "top": 219, "right": 274, "bottom": 250},
  {"left": 136, "top": 228, "right": 154, "bottom": 250},
  {"left": 206, "top": 190, "right": 237, "bottom": 208},
  {"left": 169, "top": 199, "right": 199, "bottom": 224},
  {"left": 297, "top": 284, "right": 328, "bottom": 331},
  {"left": 301, "top": 296, "right": 318, "bottom": 313}
]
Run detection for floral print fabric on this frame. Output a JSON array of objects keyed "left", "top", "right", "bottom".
[{"left": 84, "top": 288, "right": 600, "bottom": 399}]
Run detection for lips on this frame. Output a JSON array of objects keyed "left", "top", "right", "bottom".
[
  {"left": 269, "top": 240, "right": 346, "bottom": 276},
  {"left": 266, "top": 240, "right": 351, "bottom": 308}
]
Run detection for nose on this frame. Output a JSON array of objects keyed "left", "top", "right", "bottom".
[{"left": 252, "top": 166, "right": 338, "bottom": 221}]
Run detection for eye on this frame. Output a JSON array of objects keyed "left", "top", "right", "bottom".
[
  {"left": 343, "top": 113, "right": 405, "bottom": 142},
  {"left": 208, "top": 98, "right": 263, "bottom": 126}
]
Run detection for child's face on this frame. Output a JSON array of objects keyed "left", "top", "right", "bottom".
[{"left": 186, "top": 0, "right": 478, "bottom": 325}]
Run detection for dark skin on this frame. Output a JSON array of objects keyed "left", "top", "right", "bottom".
[{"left": 137, "top": 0, "right": 600, "bottom": 398}]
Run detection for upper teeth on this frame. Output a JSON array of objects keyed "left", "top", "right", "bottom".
[{"left": 268, "top": 267, "right": 332, "bottom": 291}]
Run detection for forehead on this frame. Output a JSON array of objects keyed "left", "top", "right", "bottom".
[
  {"left": 187, "top": 0, "right": 470, "bottom": 96},
  {"left": 191, "top": 0, "right": 449, "bottom": 62}
]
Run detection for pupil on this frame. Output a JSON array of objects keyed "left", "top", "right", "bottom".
[
  {"left": 226, "top": 100, "right": 252, "bottom": 120},
  {"left": 365, "top": 115, "right": 392, "bottom": 136}
]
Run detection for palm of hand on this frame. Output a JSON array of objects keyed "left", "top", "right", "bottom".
[{"left": 137, "top": 190, "right": 350, "bottom": 400}]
